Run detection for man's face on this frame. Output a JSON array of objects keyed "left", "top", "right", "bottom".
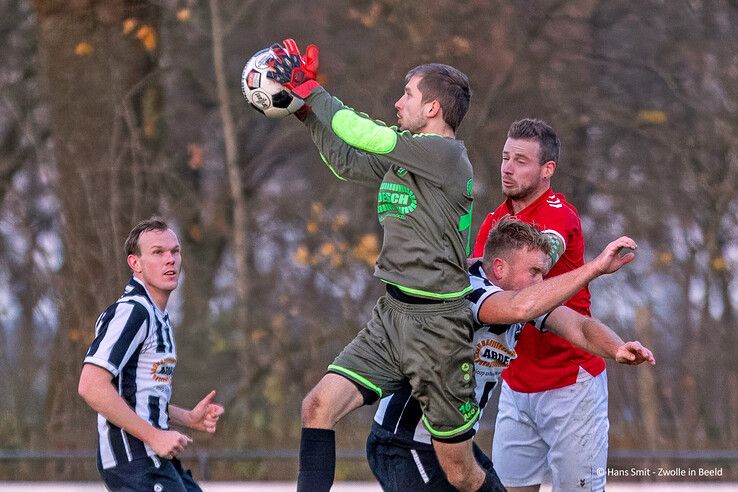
[
  {"left": 500, "top": 138, "right": 548, "bottom": 200},
  {"left": 395, "top": 75, "right": 432, "bottom": 132},
  {"left": 131, "top": 228, "right": 181, "bottom": 296},
  {"left": 496, "top": 247, "right": 549, "bottom": 291}
]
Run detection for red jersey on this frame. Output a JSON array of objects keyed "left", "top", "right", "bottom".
[{"left": 473, "top": 188, "right": 604, "bottom": 392}]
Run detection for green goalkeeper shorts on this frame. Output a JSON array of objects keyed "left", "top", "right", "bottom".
[{"left": 328, "top": 293, "right": 479, "bottom": 440}]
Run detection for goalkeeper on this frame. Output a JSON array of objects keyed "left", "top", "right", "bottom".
[{"left": 262, "top": 39, "right": 494, "bottom": 491}]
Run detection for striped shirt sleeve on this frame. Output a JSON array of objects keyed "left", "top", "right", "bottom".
[
  {"left": 84, "top": 301, "right": 150, "bottom": 376},
  {"left": 467, "top": 262, "right": 503, "bottom": 325}
]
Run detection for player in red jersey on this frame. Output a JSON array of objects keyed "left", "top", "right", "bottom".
[{"left": 473, "top": 119, "right": 607, "bottom": 491}]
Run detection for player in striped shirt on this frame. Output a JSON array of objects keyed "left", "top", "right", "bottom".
[
  {"left": 367, "top": 219, "right": 655, "bottom": 491},
  {"left": 78, "top": 218, "right": 224, "bottom": 491}
]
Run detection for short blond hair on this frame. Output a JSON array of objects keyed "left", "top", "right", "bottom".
[{"left": 482, "top": 217, "right": 552, "bottom": 270}]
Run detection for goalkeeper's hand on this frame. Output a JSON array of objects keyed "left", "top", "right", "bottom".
[{"left": 267, "top": 38, "right": 320, "bottom": 99}]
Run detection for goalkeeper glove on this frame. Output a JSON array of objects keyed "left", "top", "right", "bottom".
[{"left": 267, "top": 38, "right": 320, "bottom": 99}]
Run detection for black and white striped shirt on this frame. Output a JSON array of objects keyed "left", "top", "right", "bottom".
[
  {"left": 372, "top": 261, "right": 548, "bottom": 448},
  {"left": 83, "top": 277, "right": 177, "bottom": 469}
]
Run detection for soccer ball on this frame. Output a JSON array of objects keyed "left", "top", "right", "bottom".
[{"left": 240, "top": 48, "right": 304, "bottom": 118}]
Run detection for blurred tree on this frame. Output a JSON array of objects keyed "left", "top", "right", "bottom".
[
  {"left": 34, "top": 0, "right": 162, "bottom": 478},
  {"left": 0, "top": 0, "right": 58, "bottom": 462},
  {"left": 584, "top": 0, "right": 738, "bottom": 451}
]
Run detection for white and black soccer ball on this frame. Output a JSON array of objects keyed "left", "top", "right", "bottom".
[{"left": 240, "top": 48, "right": 304, "bottom": 118}]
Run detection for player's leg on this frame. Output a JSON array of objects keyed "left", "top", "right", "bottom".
[
  {"left": 492, "top": 380, "right": 548, "bottom": 491},
  {"left": 301, "top": 372, "right": 365, "bottom": 427},
  {"left": 434, "top": 438, "right": 504, "bottom": 491},
  {"left": 541, "top": 370, "right": 608, "bottom": 492},
  {"left": 298, "top": 373, "right": 364, "bottom": 492},
  {"left": 299, "top": 299, "right": 401, "bottom": 492},
  {"left": 473, "top": 443, "right": 506, "bottom": 491}
]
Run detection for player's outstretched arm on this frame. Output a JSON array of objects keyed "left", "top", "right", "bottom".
[
  {"left": 78, "top": 364, "right": 193, "bottom": 459},
  {"left": 169, "top": 390, "right": 224, "bottom": 434},
  {"left": 477, "top": 236, "right": 637, "bottom": 325},
  {"left": 545, "top": 307, "right": 656, "bottom": 365}
]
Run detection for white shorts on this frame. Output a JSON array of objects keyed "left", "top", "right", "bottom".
[{"left": 492, "top": 369, "right": 608, "bottom": 491}]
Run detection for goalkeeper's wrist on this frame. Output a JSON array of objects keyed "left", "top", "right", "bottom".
[
  {"left": 294, "top": 105, "right": 312, "bottom": 121},
  {"left": 293, "top": 80, "right": 320, "bottom": 99}
]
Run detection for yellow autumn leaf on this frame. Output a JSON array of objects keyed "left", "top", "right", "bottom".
[
  {"left": 74, "top": 42, "right": 93, "bottom": 56},
  {"left": 136, "top": 25, "right": 157, "bottom": 51},
  {"left": 68, "top": 327, "right": 84, "bottom": 342},
  {"left": 188, "top": 224, "right": 202, "bottom": 242},
  {"left": 176, "top": 8, "right": 191, "bottom": 21},
  {"left": 657, "top": 251, "right": 673, "bottom": 265},
  {"left": 306, "top": 221, "right": 318, "bottom": 234},
  {"left": 123, "top": 18, "right": 138, "bottom": 34},
  {"left": 638, "top": 110, "right": 667, "bottom": 124},
  {"left": 319, "top": 242, "right": 336, "bottom": 257},
  {"left": 352, "top": 233, "right": 379, "bottom": 266},
  {"left": 293, "top": 245, "right": 310, "bottom": 266},
  {"left": 451, "top": 36, "right": 471, "bottom": 54},
  {"left": 711, "top": 257, "right": 727, "bottom": 271}
]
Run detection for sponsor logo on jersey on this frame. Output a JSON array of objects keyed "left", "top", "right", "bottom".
[
  {"left": 475, "top": 339, "right": 516, "bottom": 368},
  {"left": 546, "top": 195, "right": 563, "bottom": 208},
  {"left": 151, "top": 357, "right": 177, "bottom": 383},
  {"left": 377, "top": 182, "right": 417, "bottom": 220}
]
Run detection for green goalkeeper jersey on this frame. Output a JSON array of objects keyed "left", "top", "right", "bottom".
[{"left": 302, "top": 87, "right": 473, "bottom": 300}]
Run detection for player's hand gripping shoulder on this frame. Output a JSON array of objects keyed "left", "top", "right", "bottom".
[
  {"left": 615, "top": 341, "right": 656, "bottom": 366},
  {"left": 591, "top": 236, "right": 638, "bottom": 275},
  {"left": 268, "top": 38, "right": 320, "bottom": 99}
]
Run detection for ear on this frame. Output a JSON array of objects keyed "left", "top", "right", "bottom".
[
  {"left": 542, "top": 160, "right": 556, "bottom": 180},
  {"left": 127, "top": 254, "right": 142, "bottom": 273},
  {"left": 426, "top": 99, "right": 441, "bottom": 118},
  {"left": 491, "top": 257, "right": 506, "bottom": 281}
]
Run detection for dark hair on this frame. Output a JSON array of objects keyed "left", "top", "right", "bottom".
[
  {"left": 405, "top": 63, "right": 471, "bottom": 131},
  {"left": 482, "top": 217, "right": 552, "bottom": 270},
  {"left": 124, "top": 217, "right": 169, "bottom": 256},
  {"left": 507, "top": 118, "right": 560, "bottom": 165}
]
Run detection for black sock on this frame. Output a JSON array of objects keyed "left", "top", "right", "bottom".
[{"left": 296, "top": 427, "right": 336, "bottom": 492}]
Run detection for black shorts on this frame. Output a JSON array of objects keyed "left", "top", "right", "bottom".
[
  {"left": 99, "top": 455, "right": 201, "bottom": 492},
  {"left": 366, "top": 425, "right": 504, "bottom": 491}
]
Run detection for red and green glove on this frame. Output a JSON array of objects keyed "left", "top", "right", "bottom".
[{"left": 267, "top": 38, "right": 320, "bottom": 99}]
